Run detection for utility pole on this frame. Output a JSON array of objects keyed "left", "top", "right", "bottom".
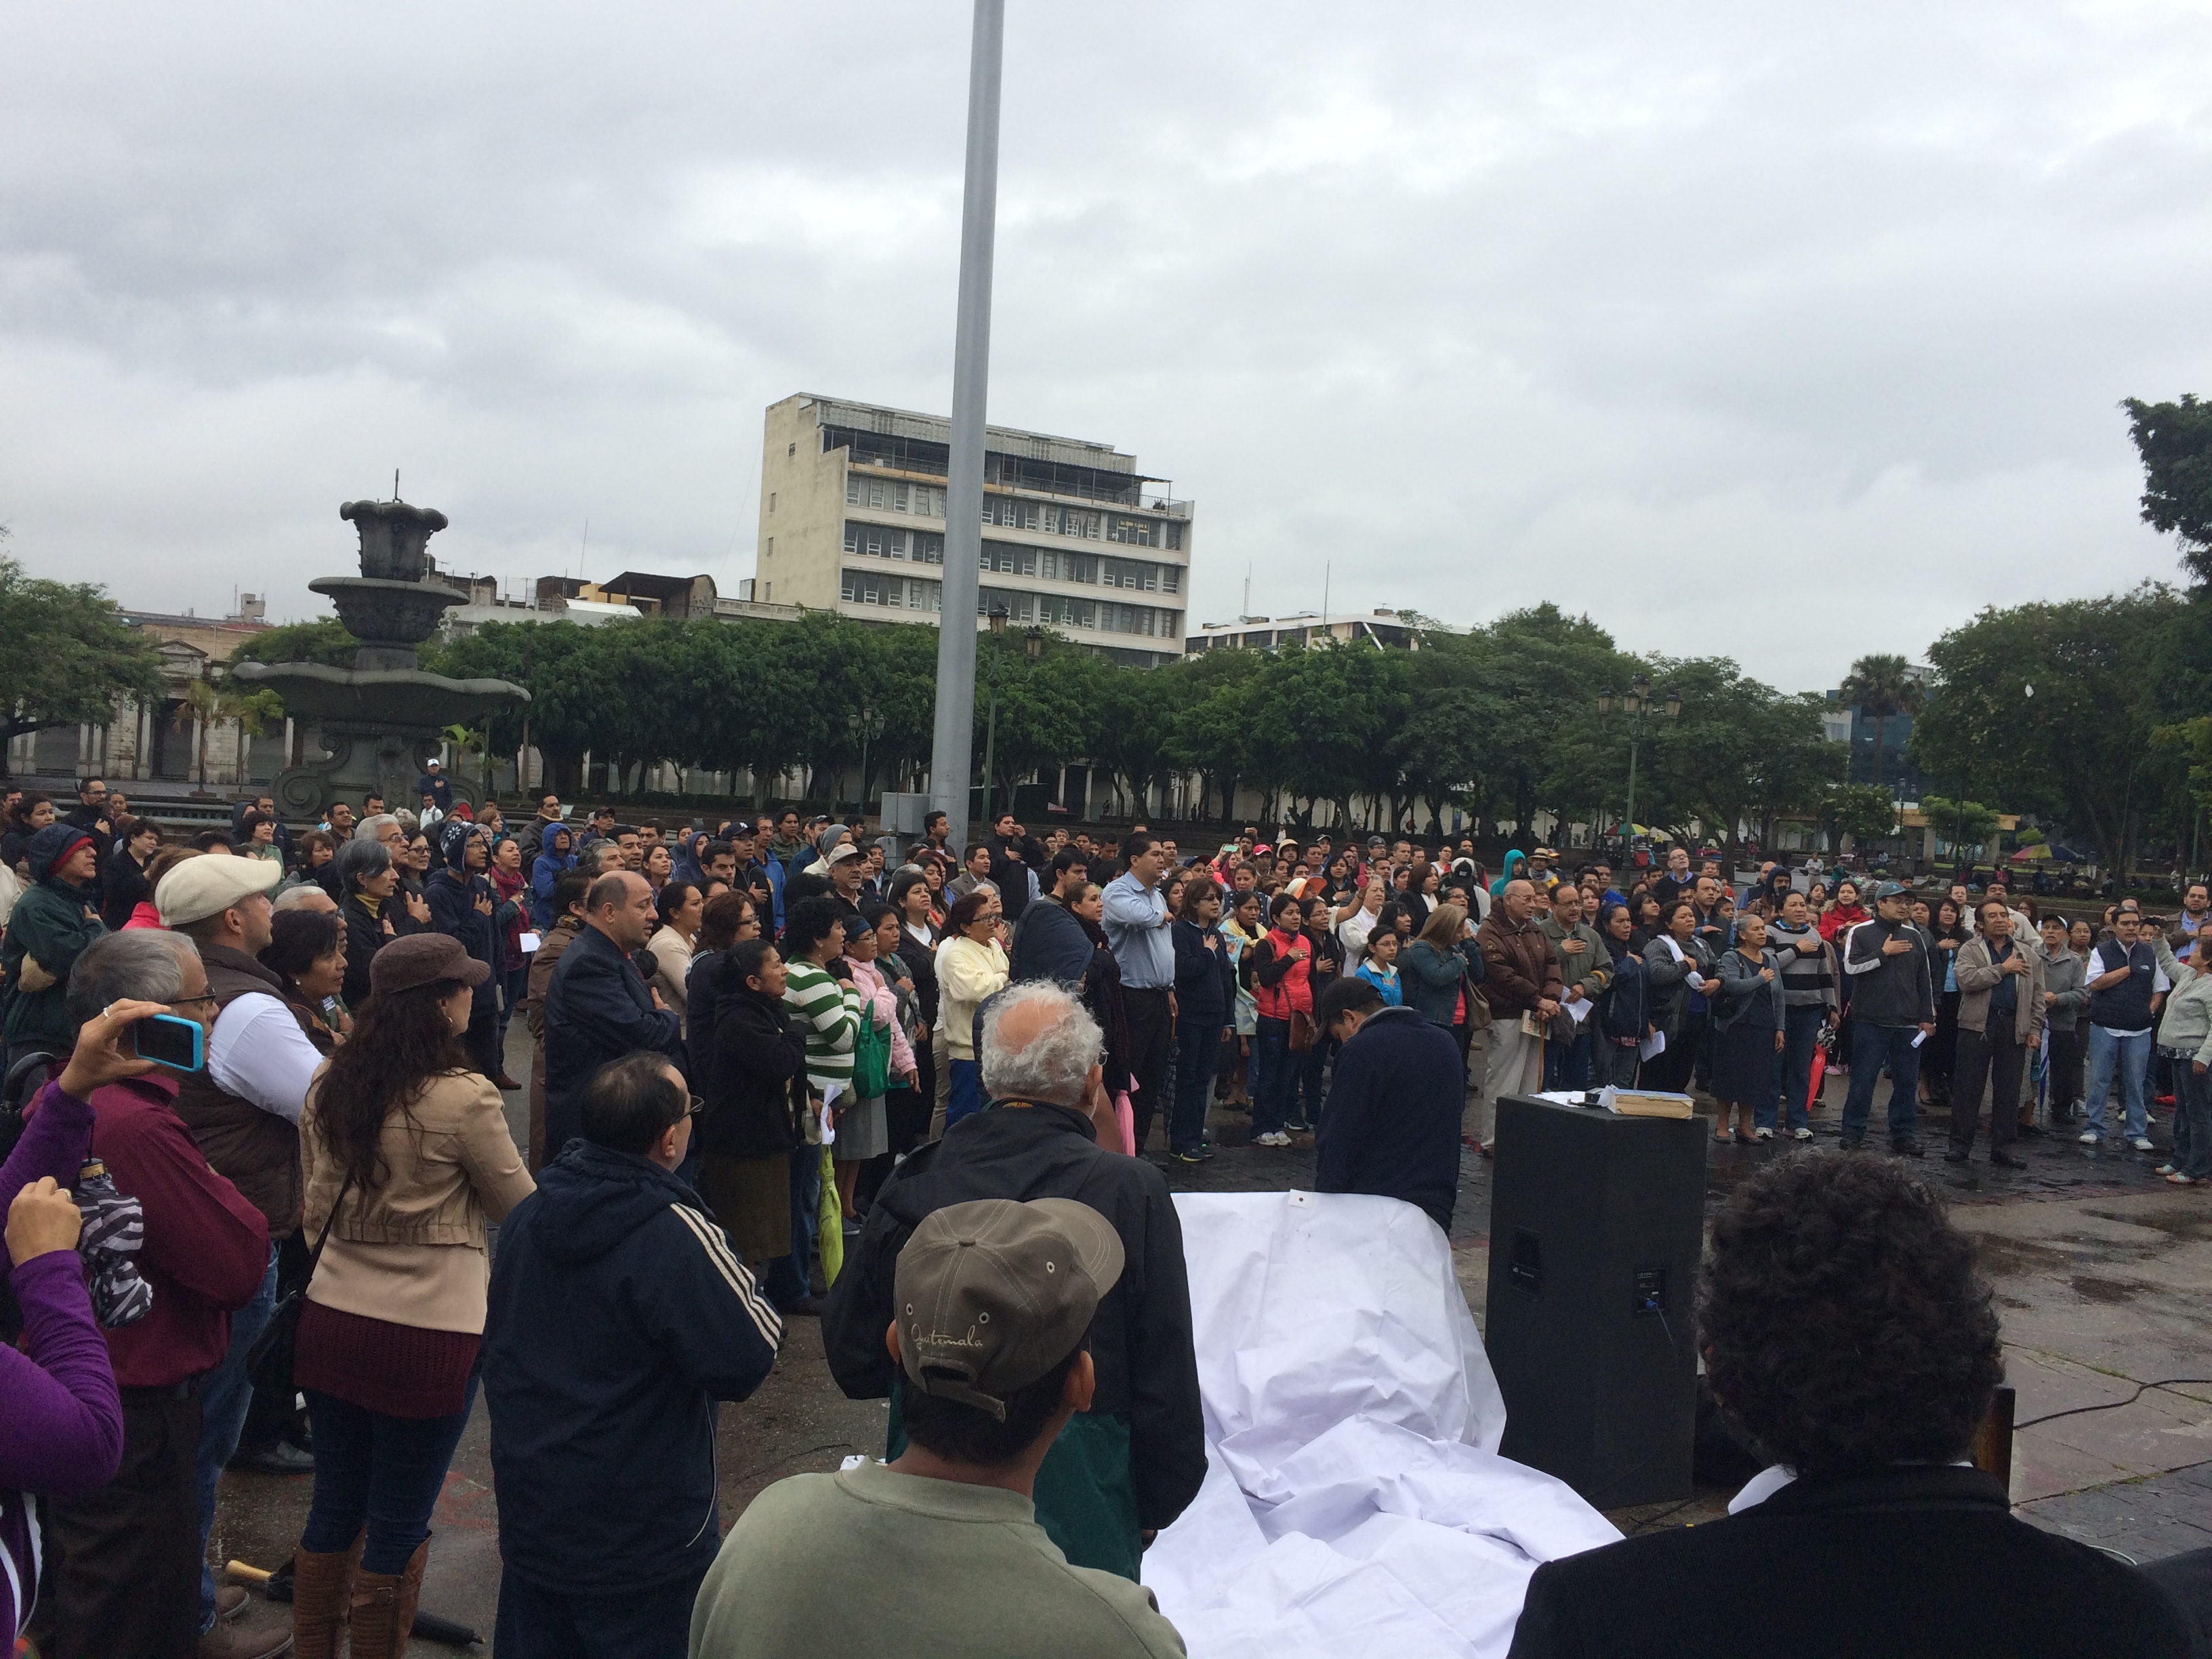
[{"left": 926, "top": 0, "right": 1005, "bottom": 854}]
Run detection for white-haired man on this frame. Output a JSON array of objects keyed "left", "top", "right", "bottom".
[{"left": 823, "top": 982, "right": 1205, "bottom": 1586}]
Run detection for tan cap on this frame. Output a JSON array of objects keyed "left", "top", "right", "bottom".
[
  {"left": 893, "top": 1197, "right": 1124, "bottom": 1421},
  {"left": 155, "top": 852, "right": 283, "bottom": 927}
]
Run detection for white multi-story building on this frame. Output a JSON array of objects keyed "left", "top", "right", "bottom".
[{"left": 754, "top": 394, "right": 1193, "bottom": 667}]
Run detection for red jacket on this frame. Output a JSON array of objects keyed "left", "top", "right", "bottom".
[
  {"left": 90, "top": 1074, "right": 270, "bottom": 1387},
  {"left": 1252, "top": 926, "right": 1313, "bottom": 1019},
  {"left": 1817, "top": 903, "right": 1868, "bottom": 943}
]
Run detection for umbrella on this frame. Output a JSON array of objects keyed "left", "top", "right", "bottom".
[{"left": 1806, "top": 1044, "right": 1827, "bottom": 1120}]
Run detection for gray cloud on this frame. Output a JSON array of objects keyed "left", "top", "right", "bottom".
[{"left": 3, "top": 1, "right": 2207, "bottom": 687}]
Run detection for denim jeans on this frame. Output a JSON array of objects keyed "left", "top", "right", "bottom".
[
  {"left": 1544, "top": 1029, "right": 1592, "bottom": 1092},
  {"left": 495, "top": 1563, "right": 707, "bottom": 1659},
  {"left": 764, "top": 1145, "right": 821, "bottom": 1307},
  {"left": 198, "top": 1243, "right": 279, "bottom": 1631},
  {"left": 1171, "top": 1014, "right": 1223, "bottom": 1153},
  {"left": 944, "top": 1058, "right": 984, "bottom": 1130},
  {"left": 1296, "top": 1037, "right": 1330, "bottom": 1130},
  {"left": 1253, "top": 1016, "right": 1294, "bottom": 1136},
  {"left": 2084, "top": 1026, "right": 2152, "bottom": 1141},
  {"left": 2174, "top": 1056, "right": 2212, "bottom": 1180},
  {"left": 1839, "top": 1022, "right": 1922, "bottom": 1145},
  {"left": 301, "top": 1378, "right": 478, "bottom": 1574},
  {"left": 1764, "top": 1006, "right": 1826, "bottom": 1131}
]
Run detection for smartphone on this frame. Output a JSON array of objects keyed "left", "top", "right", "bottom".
[{"left": 131, "top": 1014, "right": 205, "bottom": 1073}]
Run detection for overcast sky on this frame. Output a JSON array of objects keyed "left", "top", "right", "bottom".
[{"left": 4, "top": 1, "right": 2208, "bottom": 691}]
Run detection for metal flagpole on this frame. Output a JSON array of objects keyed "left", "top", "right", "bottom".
[{"left": 926, "top": 0, "right": 1004, "bottom": 853}]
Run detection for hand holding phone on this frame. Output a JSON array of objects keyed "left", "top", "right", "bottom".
[{"left": 58, "top": 998, "right": 184, "bottom": 1097}]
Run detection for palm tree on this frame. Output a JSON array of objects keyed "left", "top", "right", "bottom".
[
  {"left": 1840, "top": 653, "right": 1925, "bottom": 789},
  {"left": 175, "top": 676, "right": 285, "bottom": 791}
]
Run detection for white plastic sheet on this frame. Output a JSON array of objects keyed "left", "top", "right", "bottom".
[{"left": 1144, "top": 1191, "right": 1620, "bottom": 1659}]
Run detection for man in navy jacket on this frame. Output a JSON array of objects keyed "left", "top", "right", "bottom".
[
  {"left": 1313, "top": 975, "right": 1467, "bottom": 1231},
  {"left": 544, "top": 872, "right": 683, "bottom": 1154},
  {"left": 427, "top": 820, "right": 508, "bottom": 1081},
  {"left": 485, "top": 1052, "right": 781, "bottom": 1658}
]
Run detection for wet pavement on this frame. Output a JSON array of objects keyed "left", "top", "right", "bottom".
[{"left": 206, "top": 1030, "right": 2212, "bottom": 1649}]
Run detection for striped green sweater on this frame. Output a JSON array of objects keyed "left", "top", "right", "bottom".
[{"left": 784, "top": 958, "right": 861, "bottom": 1094}]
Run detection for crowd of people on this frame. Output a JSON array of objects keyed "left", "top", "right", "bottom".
[{"left": 1, "top": 775, "right": 2208, "bottom": 1658}]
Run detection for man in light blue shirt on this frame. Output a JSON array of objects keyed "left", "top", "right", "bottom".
[{"left": 1101, "top": 834, "right": 1176, "bottom": 1153}]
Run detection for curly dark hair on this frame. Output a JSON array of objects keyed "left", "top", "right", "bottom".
[
  {"left": 311, "top": 979, "right": 470, "bottom": 1193},
  {"left": 1698, "top": 1153, "right": 2001, "bottom": 1479}
]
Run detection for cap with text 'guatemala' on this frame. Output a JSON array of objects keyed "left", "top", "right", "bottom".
[{"left": 894, "top": 1197, "right": 1124, "bottom": 1422}]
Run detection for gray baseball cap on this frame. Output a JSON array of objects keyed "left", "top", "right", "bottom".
[{"left": 893, "top": 1197, "right": 1124, "bottom": 1421}]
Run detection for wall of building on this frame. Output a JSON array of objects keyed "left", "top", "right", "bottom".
[{"left": 757, "top": 396, "right": 851, "bottom": 610}]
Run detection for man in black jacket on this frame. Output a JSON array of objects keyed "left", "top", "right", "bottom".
[
  {"left": 486, "top": 1052, "right": 781, "bottom": 1658},
  {"left": 822, "top": 981, "right": 1205, "bottom": 1584},
  {"left": 985, "top": 811, "right": 1046, "bottom": 923},
  {"left": 1836, "top": 880, "right": 1936, "bottom": 1155},
  {"left": 544, "top": 872, "right": 684, "bottom": 1155},
  {"left": 428, "top": 820, "right": 511, "bottom": 1084},
  {"left": 1507, "top": 1155, "right": 2200, "bottom": 1659},
  {"left": 1313, "top": 976, "right": 1466, "bottom": 1231},
  {"left": 1008, "top": 847, "right": 1094, "bottom": 987}
]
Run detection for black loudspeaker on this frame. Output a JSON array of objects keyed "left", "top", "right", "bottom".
[{"left": 1484, "top": 1093, "right": 1706, "bottom": 1508}]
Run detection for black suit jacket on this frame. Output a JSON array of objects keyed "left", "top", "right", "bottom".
[{"left": 1507, "top": 1465, "right": 2203, "bottom": 1659}]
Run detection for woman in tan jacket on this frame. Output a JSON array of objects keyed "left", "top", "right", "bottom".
[{"left": 289, "top": 933, "right": 533, "bottom": 1659}]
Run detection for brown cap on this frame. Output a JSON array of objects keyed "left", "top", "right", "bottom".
[
  {"left": 368, "top": 932, "right": 490, "bottom": 999},
  {"left": 893, "top": 1197, "right": 1124, "bottom": 1421}
]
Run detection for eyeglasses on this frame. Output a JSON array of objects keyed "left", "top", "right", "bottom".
[
  {"left": 686, "top": 1094, "right": 705, "bottom": 1119},
  {"left": 167, "top": 994, "right": 220, "bottom": 1012}
]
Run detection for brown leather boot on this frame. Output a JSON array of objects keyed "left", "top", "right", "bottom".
[
  {"left": 289, "top": 1531, "right": 363, "bottom": 1659},
  {"left": 347, "top": 1539, "right": 428, "bottom": 1659}
]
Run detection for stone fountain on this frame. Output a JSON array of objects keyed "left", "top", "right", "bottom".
[{"left": 234, "top": 499, "right": 529, "bottom": 819}]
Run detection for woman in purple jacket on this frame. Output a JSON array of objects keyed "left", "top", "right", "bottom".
[{"left": 0, "top": 1000, "right": 161, "bottom": 1641}]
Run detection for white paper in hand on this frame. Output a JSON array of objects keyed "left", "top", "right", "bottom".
[
  {"left": 1639, "top": 1029, "right": 1666, "bottom": 1061},
  {"left": 518, "top": 930, "right": 542, "bottom": 953},
  {"left": 1565, "top": 997, "right": 1592, "bottom": 1025},
  {"left": 819, "top": 1082, "right": 842, "bottom": 1145}
]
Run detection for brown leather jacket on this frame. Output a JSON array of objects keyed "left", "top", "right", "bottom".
[{"left": 1476, "top": 911, "right": 1563, "bottom": 1017}]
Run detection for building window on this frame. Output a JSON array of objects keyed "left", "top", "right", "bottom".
[
  {"left": 868, "top": 480, "right": 886, "bottom": 509},
  {"left": 842, "top": 523, "right": 858, "bottom": 553},
  {"left": 768, "top": 492, "right": 777, "bottom": 513},
  {"left": 845, "top": 476, "right": 860, "bottom": 506},
  {"left": 1164, "top": 523, "right": 1181, "bottom": 551},
  {"left": 766, "top": 537, "right": 774, "bottom": 558},
  {"left": 763, "top": 581, "right": 771, "bottom": 600},
  {"left": 915, "top": 532, "right": 944, "bottom": 565},
  {"left": 1162, "top": 567, "right": 1179, "bottom": 593},
  {"left": 787, "top": 441, "right": 796, "bottom": 457}
]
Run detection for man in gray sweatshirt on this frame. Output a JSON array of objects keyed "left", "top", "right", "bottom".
[{"left": 1765, "top": 890, "right": 1836, "bottom": 1140}]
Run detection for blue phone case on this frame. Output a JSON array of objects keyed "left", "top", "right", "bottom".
[{"left": 132, "top": 1013, "right": 206, "bottom": 1073}]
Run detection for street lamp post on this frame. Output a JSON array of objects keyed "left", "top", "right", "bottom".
[
  {"left": 979, "top": 608, "right": 1008, "bottom": 829},
  {"left": 1597, "top": 673, "right": 1680, "bottom": 855},
  {"left": 849, "top": 707, "right": 886, "bottom": 818}
]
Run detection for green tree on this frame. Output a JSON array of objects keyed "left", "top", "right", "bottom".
[
  {"left": 174, "top": 678, "right": 284, "bottom": 790},
  {"left": 1918, "top": 794, "right": 2001, "bottom": 865},
  {"left": 1820, "top": 783, "right": 1900, "bottom": 854},
  {"left": 0, "top": 557, "right": 167, "bottom": 762},
  {"left": 2124, "top": 393, "right": 2212, "bottom": 584},
  {"left": 1908, "top": 588, "right": 2185, "bottom": 875},
  {"left": 1162, "top": 649, "right": 1264, "bottom": 823},
  {"left": 230, "top": 617, "right": 362, "bottom": 668},
  {"left": 1640, "top": 659, "right": 1839, "bottom": 872},
  {"left": 1839, "top": 652, "right": 1924, "bottom": 788}
]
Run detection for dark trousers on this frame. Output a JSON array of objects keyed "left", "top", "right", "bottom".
[
  {"left": 302, "top": 1381, "right": 476, "bottom": 1574},
  {"left": 886, "top": 1034, "right": 935, "bottom": 1154},
  {"left": 494, "top": 1564, "right": 706, "bottom": 1659},
  {"left": 464, "top": 1005, "right": 501, "bottom": 1080},
  {"left": 1544, "top": 1029, "right": 1593, "bottom": 1091},
  {"left": 1840, "top": 1021, "right": 1923, "bottom": 1145},
  {"left": 1171, "top": 1013, "right": 1221, "bottom": 1153},
  {"left": 1253, "top": 1016, "right": 1294, "bottom": 1136},
  {"left": 1122, "top": 987, "right": 1174, "bottom": 1153},
  {"left": 34, "top": 1385, "right": 203, "bottom": 1659},
  {"left": 2046, "top": 1023, "right": 2085, "bottom": 1119},
  {"left": 498, "top": 963, "right": 529, "bottom": 1050},
  {"left": 1766, "top": 1005, "right": 1826, "bottom": 1131},
  {"left": 1950, "top": 1024, "right": 2027, "bottom": 1153},
  {"left": 1296, "top": 1035, "right": 1330, "bottom": 1129}
]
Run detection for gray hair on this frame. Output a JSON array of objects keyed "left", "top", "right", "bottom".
[
  {"left": 978, "top": 982, "right": 1103, "bottom": 1109},
  {"left": 65, "top": 930, "right": 199, "bottom": 1026},
  {"left": 335, "top": 837, "right": 392, "bottom": 892},
  {"left": 274, "top": 884, "right": 337, "bottom": 913},
  {"left": 353, "top": 813, "right": 399, "bottom": 844}
]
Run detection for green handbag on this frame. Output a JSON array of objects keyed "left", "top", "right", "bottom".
[{"left": 852, "top": 1002, "right": 892, "bottom": 1099}]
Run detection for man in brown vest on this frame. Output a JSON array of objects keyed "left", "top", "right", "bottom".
[{"left": 158, "top": 853, "right": 325, "bottom": 1658}]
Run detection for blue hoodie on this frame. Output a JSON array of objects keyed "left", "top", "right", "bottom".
[
  {"left": 483, "top": 1140, "right": 782, "bottom": 1596},
  {"left": 428, "top": 820, "right": 500, "bottom": 1012}
]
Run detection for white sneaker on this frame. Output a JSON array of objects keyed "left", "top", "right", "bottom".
[
  {"left": 1753, "top": 1127, "right": 1774, "bottom": 1141},
  {"left": 1256, "top": 1131, "right": 1291, "bottom": 1148},
  {"left": 1793, "top": 1128, "right": 1814, "bottom": 1141},
  {"left": 2079, "top": 1130, "right": 2102, "bottom": 1144},
  {"left": 2132, "top": 1136, "right": 2156, "bottom": 1153}
]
